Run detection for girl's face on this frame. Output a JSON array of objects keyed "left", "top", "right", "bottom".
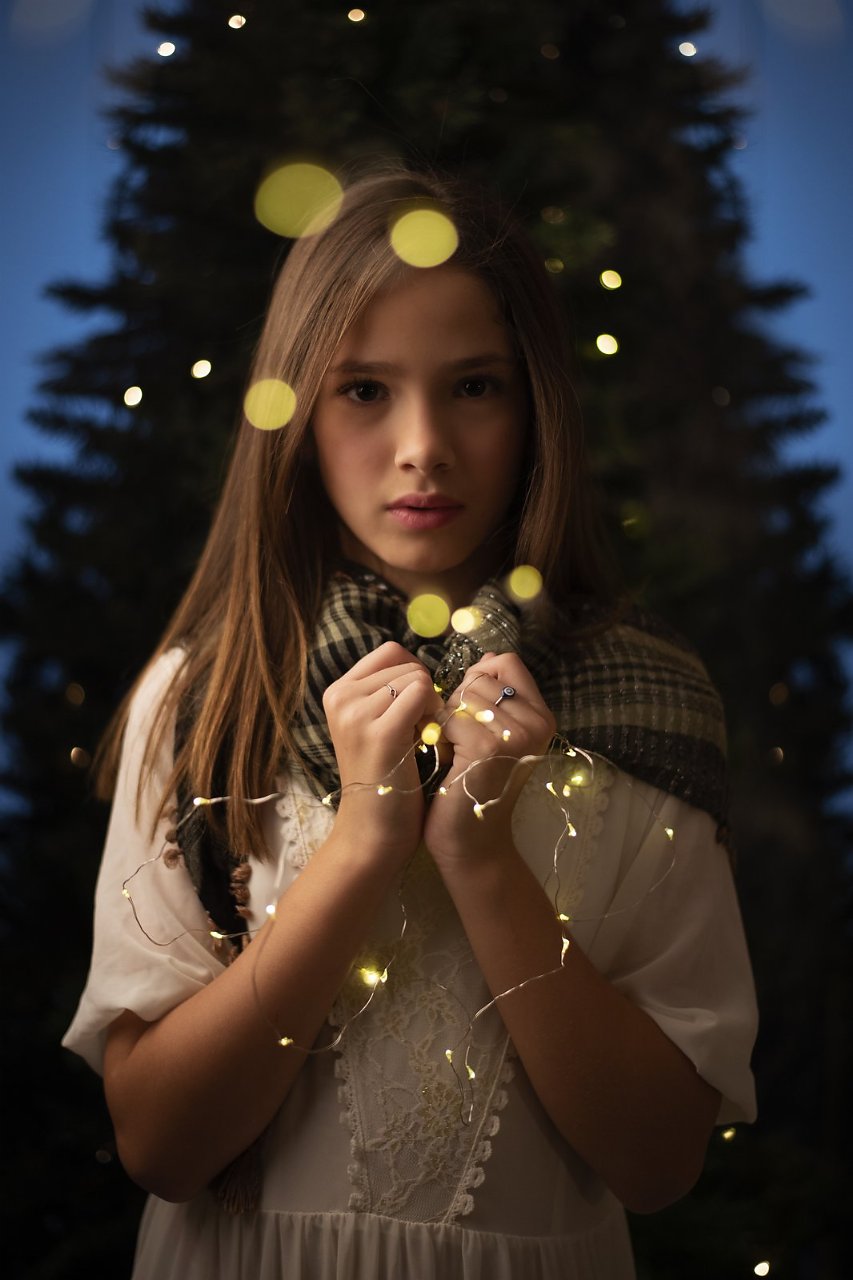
[{"left": 311, "top": 267, "right": 529, "bottom": 608}]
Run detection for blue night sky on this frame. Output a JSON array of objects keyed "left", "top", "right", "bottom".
[{"left": 1, "top": 0, "right": 851, "bottom": 612}]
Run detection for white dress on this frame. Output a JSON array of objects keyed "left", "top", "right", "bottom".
[{"left": 63, "top": 651, "right": 758, "bottom": 1279}]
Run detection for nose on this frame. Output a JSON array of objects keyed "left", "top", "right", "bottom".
[{"left": 394, "top": 393, "right": 454, "bottom": 474}]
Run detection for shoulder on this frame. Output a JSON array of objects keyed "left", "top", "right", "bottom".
[{"left": 126, "top": 647, "right": 188, "bottom": 734}]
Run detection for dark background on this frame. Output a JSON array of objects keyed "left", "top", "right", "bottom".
[{"left": 1, "top": 2, "right": 851, "bottom": 1277}]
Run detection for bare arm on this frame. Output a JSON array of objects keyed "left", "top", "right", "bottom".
[
  {"left": 424, "top": 653, "right": 720, "bottom": 1214},
  {"left": 104, "top": 643, "right": 441, "bottom": 1202}
]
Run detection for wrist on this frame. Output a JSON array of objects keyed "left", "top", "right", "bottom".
[{"left": 331, "top": 793, "right": 422, "bottom": 869}]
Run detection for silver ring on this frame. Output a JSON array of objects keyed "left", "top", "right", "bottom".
[
  {"left": 386, "top": 683, "right": 398, "bottom": 700},
  {"left": 494, "top": 686, "right": 516, "bottom": 706}
]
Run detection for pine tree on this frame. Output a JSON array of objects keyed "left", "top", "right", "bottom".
[{"left": 2, "top": 1, "right": 850, "bottom": 1274}]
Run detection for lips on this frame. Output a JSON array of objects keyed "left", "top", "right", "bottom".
[
  {"left": 387, "top": 493, "right": 462, "bottom": 512},
  {"left": 386, "top": 494, "right": 463, "bottom": 530}
]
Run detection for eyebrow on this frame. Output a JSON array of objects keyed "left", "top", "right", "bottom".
[{"left": 328, "top": 353, "right": 517, "bottom": 375}]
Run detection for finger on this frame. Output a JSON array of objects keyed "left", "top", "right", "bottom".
[
  {"left": 459, "top": 652, "right": 543, "bottom": 704},
  {"left": 340, "top": 641, "right": 425, "bottom": 680}
]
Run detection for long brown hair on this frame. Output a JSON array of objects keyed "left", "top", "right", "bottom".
[{"left": 95, "top": 163, "right": 616, "bottom": 859}]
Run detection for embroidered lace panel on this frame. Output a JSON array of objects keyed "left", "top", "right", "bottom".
[{"left": 323, "top": 763, "right": 617, "bottom": 1225}]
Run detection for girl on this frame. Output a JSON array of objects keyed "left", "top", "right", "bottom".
[{"left": 64, "top": 167, "right": 758, "bottom": 1279}]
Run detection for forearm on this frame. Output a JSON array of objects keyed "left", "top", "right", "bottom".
[
  {"left": 437, "top": 844, "right": 720, "bottom": 1213},
  {"left": 105, "top": 813, "right": 402, "bottom": 1202}
]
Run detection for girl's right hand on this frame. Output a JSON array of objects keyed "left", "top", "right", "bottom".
[{"left": 322, "top": 641, "right": 441, "bottom": 865}]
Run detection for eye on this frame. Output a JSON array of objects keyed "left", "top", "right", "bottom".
[
  {"left": 458, "top": 376, "right": 497, "bottom": 398},
  {"left": 339, "top": 379, "right": 385, "bottom": 404}
]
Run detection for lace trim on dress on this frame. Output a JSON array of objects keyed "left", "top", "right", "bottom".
[
  {"left": 279, "top": 759, "right": 617, "bottom": 1225},
  {"left": 329, "top": 846, "right": 516, "bottom": 1225},
  {"left": 275, "top": 774, "right": 315, "bottom": 871}
]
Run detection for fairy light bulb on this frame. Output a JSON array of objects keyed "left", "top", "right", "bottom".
[
  {"left": 421, "top": 722, "right": 442, "bottom": 746},
  {"left": 376, "top": 784, "right": 393, "bottom": 796},
  {"left": 472, "top": 802, "right": 485, "bottom": 820},
  {"left": 501, "top": 728, "right": 511, "bottom": 742},
  {"left": 599, "top": 269, "right": 622, "bottom": 290},
  {"left": 466, "top": 1063, "right": 476, "bottom": 1080},
  {"left": 721, "top": 1127, "right": 736, "bottom": 1141},
  {"left": 475, "top": 708, "right": 495, "bottom": 723},
  {"left": 359, "top": 967, "right": 387, "bottom": 987},
  {"left": 561, "top": 936, "right": 571, "bottom": 961},
  {"left": 278, "top": 1036, "right": 294, "bottom": 1047},
  {"left": 754, "top": 1265, "right": 770, "bottom": 1277},
  {"left": 265, "top": 903, "right": 277, "bottom": 918},
  {"left": 451, "top": 606, "right": 483, "bottom": 634},
  {"left": 664, "top": 826, "right": 675, "bottom": 840}
]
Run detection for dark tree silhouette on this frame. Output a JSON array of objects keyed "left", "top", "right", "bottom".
[{"left": 1, "top": 2, "right": 850, "bottom": 1275}]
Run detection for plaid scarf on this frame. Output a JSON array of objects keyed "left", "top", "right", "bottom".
[{"left": 293, "top": 563, "right": 729, "bottom": 832}]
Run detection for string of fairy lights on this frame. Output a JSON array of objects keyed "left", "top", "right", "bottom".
[{"left": 119, "top": 651, "right": 680, "bottom": 1128}]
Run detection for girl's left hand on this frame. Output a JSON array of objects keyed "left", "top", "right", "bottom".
[{"left": 423, "top": 652, "right": 556, "bottom": 869}]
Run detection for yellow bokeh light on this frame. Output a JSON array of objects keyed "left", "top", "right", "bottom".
[
  {"left": 243, "top": 379, "right": 297, "bottom": 431},
  {"left": 679, "top": 41, "right": 697, "bottom": 57},
  {"left": 228, "top": 14, "right": 247, "bottom": 27},
  {"left": 475, "top": 709, "right": 495, "bottom": 724},
  {"left": 389, "top": 207, "right": 459, "bottom": 268},
  {"left": 421, "top": 722, "right": 442, "bottom": 746},
  {"left": 123, "top": 385, "right": 142, "bottom": 406},
  {"left": 254, "top": 162, "right": 343, "bottom": 239},
  {"left": 191, "top": 359, "right": 212, "bottom": 379},
  {"left": 406, "top": 593, "right": 450, "bottom": 637},
  {"left": 754, "top": 1265, "right": 770, "bottom": 1278},
  {"left": 544, "top": 257, "right": 564, "bottom": 274},
  {"left": 70, "top": 746, "right": 90, "bottom": 768},
  {"left": 596, "top": 333, "right": 619, "bottom": 355},
  {"left": 348, "top": 7, "right": 366, "bottom": 19},
  {"left": 721, "top": 1126, "right": 736, "bottom": 1141},
  {"left": 157, "top": 41, "right": 175, "bottom": 57},
  {"left": 599, "top": 269, "right": 622, "bottom": 290},
  {"left": 451, "top": 606, "right": 483, "bottom": 635},
  {"left": 507, "top": 564, "right": 543, "bottom": 602}
]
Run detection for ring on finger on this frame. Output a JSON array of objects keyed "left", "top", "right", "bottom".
[
  {"left": 494, "top": 686, "right": 516, "bottom": 707},
  {"left": 386, "top": 683, "right": 398, "bottom": 700}
]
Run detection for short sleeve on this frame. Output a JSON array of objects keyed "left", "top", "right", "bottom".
[
  {"left": 593, "top": 787, "right": 758, "bottom": 1125},
  {"left": 62, "top": 649, "right": 225, "bottom": 1075}
]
